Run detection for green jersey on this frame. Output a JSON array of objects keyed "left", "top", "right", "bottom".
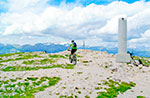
[{"left": 70, "top": 42, "right": 77, "bottom": 49}]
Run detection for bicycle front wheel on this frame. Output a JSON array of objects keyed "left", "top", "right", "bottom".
[{"left": 72, "top": 55, "right": 77, "bottom": 65}]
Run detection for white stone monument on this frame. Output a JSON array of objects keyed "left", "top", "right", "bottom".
[
  {"left": 83, "top": 41, "right": 85, "bottom": 49},
  {"left": 116, "top": 18, "right": 131, "bottom": 63}
]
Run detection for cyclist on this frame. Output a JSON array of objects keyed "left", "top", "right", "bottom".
[{"left": 68, "top": 40, "right": 77, "bottom": 62}]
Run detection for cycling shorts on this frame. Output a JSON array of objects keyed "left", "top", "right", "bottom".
[{"left": 71, "top": 49, "right": 77, "bottom": 55}]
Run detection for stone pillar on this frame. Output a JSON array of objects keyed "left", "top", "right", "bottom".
[
  {"left": 116, "top": 18, "right": 131, "bottom": 63},
  {"left": 83, "top": 41, "right": 85, "bottom": 49}
]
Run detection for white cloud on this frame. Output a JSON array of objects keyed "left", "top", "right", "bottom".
[
  {"left": 142, "top": 30, "right": 150, "bottom": 38},
  {"left": 128, "top": 29, "right": 150, "bottom": 50},
  {"left": 0, "top": 0, "right": 150, "bottom": 48}
]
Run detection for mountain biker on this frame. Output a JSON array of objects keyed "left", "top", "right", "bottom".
[{"left": 67, "top": 40, "right": 77, "bottom": 62}]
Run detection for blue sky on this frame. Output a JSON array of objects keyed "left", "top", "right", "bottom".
[
  {"left": 47, "top": 0, "right": 150, "bottom": 6},
  {"left": 0, "top": 0, "right": 150, "bottom": 49},
  {"left": 0, "top": 0, "right": 149, "bottom": 14},
  {"left": 0, "top": 0, "right": 149, "bottom": 12},
  {"left": 0, "top": 0, "right": 149, "bottom": 13}
]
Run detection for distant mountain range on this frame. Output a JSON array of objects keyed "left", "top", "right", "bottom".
[
  {"left": 0, "top": 43, "right": 149, "bottom": 57},
  {"left": 0, "top": 43, "right": 68, "bottom": 54}
]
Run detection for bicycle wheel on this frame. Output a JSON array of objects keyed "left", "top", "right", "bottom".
[{"left": 72, "top": 54, "right": 77, "bottom": 65}]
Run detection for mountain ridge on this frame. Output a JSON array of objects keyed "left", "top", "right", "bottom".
[{"left": 0, "top": 43, "right": 149, "bottom": 57}]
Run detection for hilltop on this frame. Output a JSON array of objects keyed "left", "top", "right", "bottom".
[{"left": 0, "top": 49, "right": 150, "bottom": 98}]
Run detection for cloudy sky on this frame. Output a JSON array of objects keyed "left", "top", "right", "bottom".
[{"left": 0, "top": 0, "right": 150, "bottom": 49}]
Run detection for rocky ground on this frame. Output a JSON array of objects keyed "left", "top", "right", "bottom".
[{"left": 0, "top": 49, "right": 150, "bottom": 98}]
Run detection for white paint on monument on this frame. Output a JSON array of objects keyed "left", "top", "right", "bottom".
[{"left": 116, "top": 18, "right": 131, "bottom": 63}]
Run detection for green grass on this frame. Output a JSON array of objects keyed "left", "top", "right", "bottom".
[
  {"left": 22, "top": 58, "right": 55, "bottom": 65},
  {"left": 0, "top": 59, "right": 16, "bottom": 63},
  {"left": 77, "top": 91, "right": 81, "bottom": 94},
  {"left": 15, "top": 54, "right": 41, "bottom": 60},
  {"left": 77, "top": 72, "right": 83, "bottom": 74},
  {"left": 105, "top": 65, "right": 108, "bottom": 68},
  {"left": 0, "top": 77, "right": 60, "bottom": 98},
  {"left": 0, "top": 52, "right": 25, "bottom": 57},
  {"left": 1, "top": 64, "right": 74, "bottom": 71},
  {"left": 0, "top": 64, "right": 3, "bottom": 67},
  {"left": 49, "top": 54, "right": 66, "bottom": 58},
  {"left": 97, "top": 79, "right": 136, "bottom": 98},
  {"left": 40, "top": 58, "right": 55, "bottom": 64},
  {"left": 65, "top": 54, "right": 83, "bottom": 58},
  {"left": 51, "top": 54, "right": 82, "bottom": 59},
  {"left": 75, "top": 54, "right": 83, "bottom": 58},
  {"left": 65, "top": 54, "right": 69, "bottom": 57},
  {"left": 95, "top": 87, "right": 102, "bottom": 90},
  {"left": 0, "top": 52, "right": 81, "bottom": 65},
  {"left": 23, "top": 60, "right": 36, "bottom": 65},
  {"left": 85, "top": 95, "right": 90, "bottom": 98},
  {"left": 0, "top": 54, "right": 41, "bottom": 63},
  {"left": 27, "top": 77, "right": 38, "bottom": 81},
  {"left": 59, "top": 94, "right": 78, "bottom": 98},
  {"left": 64, "top": 64, "right": 75, "bottom": 69},
  {"left": 10, "top": 79, "right": 17, "bottom": 82},
  {"left": 137, "top": 96, "right": 146, "bottom": 98},
  {"left": 82, "top": 61, "right": 89, "bottom": 63}
]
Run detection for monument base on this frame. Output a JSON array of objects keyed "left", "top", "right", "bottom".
[{"left": 116, "top": 53, "right": 131, "bottom": 63}]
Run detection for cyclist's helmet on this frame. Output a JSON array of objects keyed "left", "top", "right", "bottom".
[{"left": 71, "top": 40, "right": 74, "bottom": 43}]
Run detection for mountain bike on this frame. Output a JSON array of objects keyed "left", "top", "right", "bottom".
[{"left": 68, "top": 50, "right": 77, "bottom": 65}]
